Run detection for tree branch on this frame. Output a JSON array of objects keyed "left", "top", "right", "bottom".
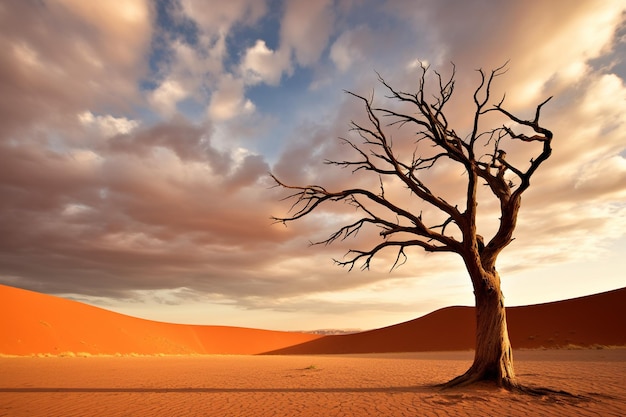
[
  {"left": 271, "top": 63, "right": 553, "bottom": 276},
  {"left": 343, "top": 90, "right": 464, "bottom": 224},
  {"left": 336, "top": 239, "right": 456, "bottom": 271}
]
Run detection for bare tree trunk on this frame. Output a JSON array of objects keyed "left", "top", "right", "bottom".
[
  {"left": 272, "top": 64, "right": 557, "bottom": 391},
  {"left": 444, "top": 271, "right": 519, "bottom": 389}
]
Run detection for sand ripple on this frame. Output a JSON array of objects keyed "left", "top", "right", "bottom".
[{"left": 1, "top": 350, "right": 625, "bottom": 416}]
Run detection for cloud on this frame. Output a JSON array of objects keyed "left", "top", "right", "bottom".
[
  {"left": 208, "top": 75, "right": 256, "bottom": 121},
  {"left": 146, "top": 1, "right": 267, "bottom": 120},
  {"left": 180, "top": 0, "right": 266, "bottom": 34},
  {"left": 78, "top": 112, "right": 140, "bottom": 137},
  {"left": 0, "top": 120, "right": 281, "bottom": 300},
  {"left": 0, "top": 0, "right": 151, "bottom": 137},
  {"left": 240, "top": 40, "right": 291, "bottom": 86},
  {"left": 225, "top": 151, "right": 270, "bottom": 188},
  {"left": 149, "top": 78, "right": 188, "bottom": 116},
  {"left": 373, "top": 0, "right": 625, "bottom": 131},
  {"left": 146, "top": 36, "right": 227, "bottom": 116},
  {"left": 330, "top": 26, "right": 370, "bottom": 72},
  {"left": 575, "top": 155, "right": 626, "bottom": 199},
  {"left": 280, "top": 0, "right": 335, "bottom": 66},
  {"left": 53, "top": 0, "right": 151, "bottom": 67},
  {"left": 106, "top": 117, "right": 229, "bottom": 169}
]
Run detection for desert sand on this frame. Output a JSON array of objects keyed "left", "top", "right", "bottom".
[
  {"left": 1, "top": 351, "right": 625, "bottom": 416},
  {"left": 1, "top": 285, "right": 625, "bottom": 416}
]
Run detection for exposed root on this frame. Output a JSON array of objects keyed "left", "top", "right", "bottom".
[
  {"left": 438, "top": 363, "right": 517, "bottom": 390},
  {"left": 512, "top": 384, "right": 583, "bottom": 398},
  {"left": 439, "top": 371, "right": 484, "bottom": 389},
  {"left": 437, "top": 371, "right": 588, "bottom": 401}
]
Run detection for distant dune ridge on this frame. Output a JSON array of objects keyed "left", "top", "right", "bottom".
[
  {"left": 1, "top": 284, "right": 624, "bottom": 356},
  {"left": 0, "top": 285, "right": 321, "bottom": 356}
]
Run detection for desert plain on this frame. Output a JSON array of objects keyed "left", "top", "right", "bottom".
[{"left": 1, "top": 285, "right": 625, "bottom": 416}]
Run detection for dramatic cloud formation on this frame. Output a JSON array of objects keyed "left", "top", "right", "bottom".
[{"left": 1, "top": 0, "right": 624, "bottom": 330}]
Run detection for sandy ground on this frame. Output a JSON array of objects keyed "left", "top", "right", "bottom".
[{"left": 1, "top": 350, "right": 625, "bottom": 417}]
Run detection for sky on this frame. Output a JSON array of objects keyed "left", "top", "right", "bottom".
[{"left": 1, "top": 0, "right": 625, "bottom": 331}]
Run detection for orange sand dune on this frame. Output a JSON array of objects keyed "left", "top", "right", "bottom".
[
  {"left": 265, "top": 287, "right": 626, "bottom": 354},
  {"left": 0, "top": 285, "right": 321, "bottom": 356},
  {"left": 1, "top": 284, "right": 625, "bottom": 356}
]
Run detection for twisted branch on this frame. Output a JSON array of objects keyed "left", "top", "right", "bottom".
[{"left": 271, "top": 63, "right": 553, "bottom": 272}]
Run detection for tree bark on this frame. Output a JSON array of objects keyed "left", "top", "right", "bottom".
[{"left": 444, "top": 270, "right": 518, "bottom": 389}]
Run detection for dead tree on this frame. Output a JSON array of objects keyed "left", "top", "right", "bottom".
[{"left": 271, "top": 63, "right": 553, "bottom": 390}]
